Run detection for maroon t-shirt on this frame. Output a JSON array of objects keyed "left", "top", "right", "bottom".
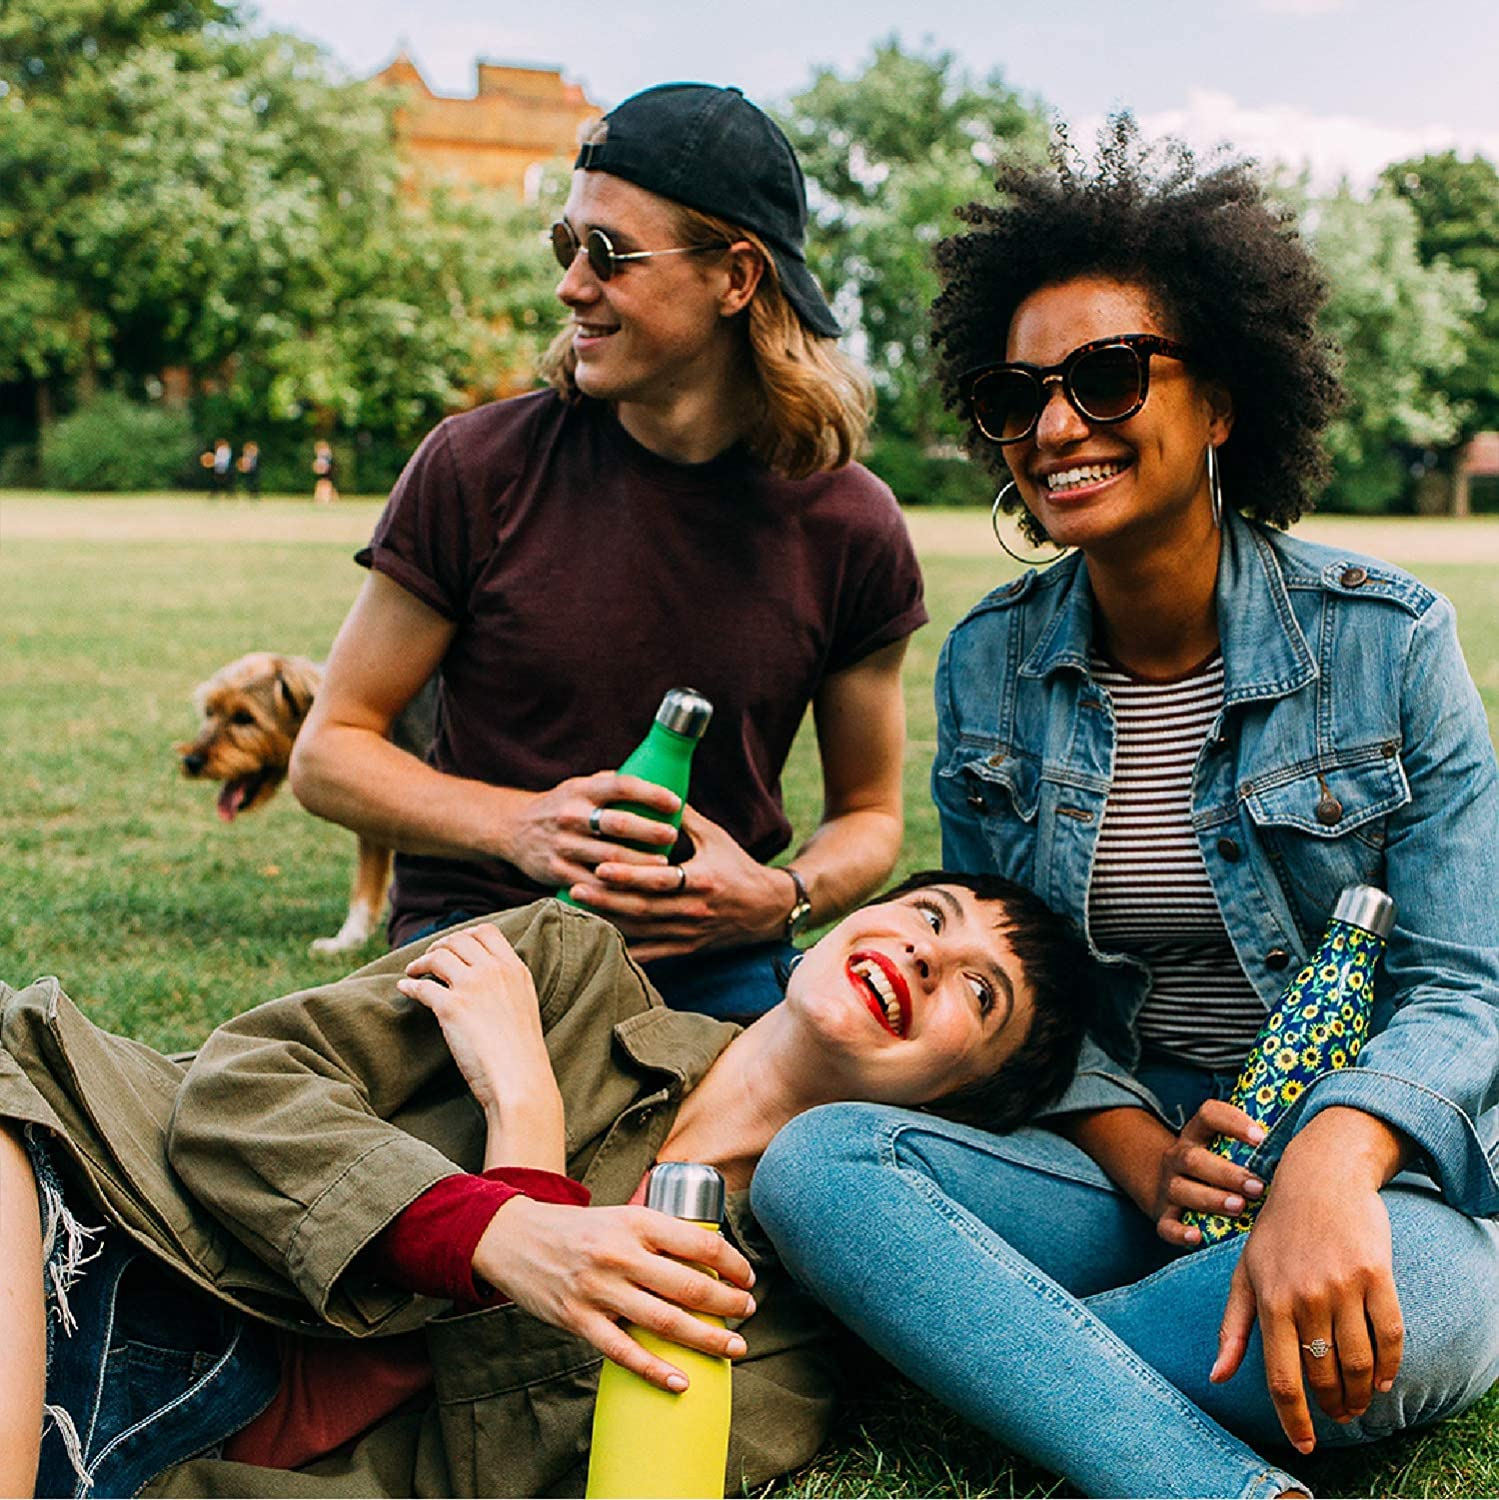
[{"left": 358, "top": 390, "right": 927, "bottom": 945}]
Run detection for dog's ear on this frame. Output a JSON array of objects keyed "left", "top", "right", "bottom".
[{"left": 274, "top": 658, "right": 321, "bottom": 723}]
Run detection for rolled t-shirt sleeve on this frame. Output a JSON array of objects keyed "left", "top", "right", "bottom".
[
  {"left": 355, "top": 419, "right": 471, "bottom": 622},
  {"left": 823, "top": 475, "right": 927, "bottom": 675}
]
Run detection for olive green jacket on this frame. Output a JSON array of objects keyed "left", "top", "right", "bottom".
[{"left": 0, "top": 901, "right": 837, "bottom": 1497}]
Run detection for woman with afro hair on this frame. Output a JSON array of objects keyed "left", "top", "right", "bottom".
[{"left": 754, "top": 119, "right": 1499, "bottom": 1497}]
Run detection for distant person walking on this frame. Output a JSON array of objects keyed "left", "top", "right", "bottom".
[
  {"left": 237, "top": 441, "right": 261, "bottom": 497},
  {"left": 312, "top": 441, "right": 338, "bottom": 504},
  {"left": 201, "top": 439, "right": 234, "bottom": 495}
]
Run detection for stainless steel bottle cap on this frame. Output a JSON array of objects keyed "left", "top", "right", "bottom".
[
  {"left": 1333, "top": 884, "right": 1396, "bottom": 939},
  {"left": 645, "top": 1162, "right": 725, "bottom": 1225},
  {"left": 655, "top": 687, "right": 713, "bottom": 740}
]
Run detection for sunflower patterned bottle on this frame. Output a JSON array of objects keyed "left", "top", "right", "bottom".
[{"left": 1182, "top": 883, "right": 1396, "bottom": 1245}]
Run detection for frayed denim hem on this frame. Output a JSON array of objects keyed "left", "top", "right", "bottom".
[
  {"left": 21, "top": 1127, "right": 282, "bottom": 1500},
  {"left": 23, "top": 1125, "right": 104, "bottom": 1494}
]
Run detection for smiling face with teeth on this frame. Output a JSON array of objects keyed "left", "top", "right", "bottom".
[
  {"left": 783, "top": 884, "right": 1035, "bottom": 1105},
  {"left": 555, "top": 170, "right": 753, "bottom": 426},
  {"left": 1003, "top": 277, "right": 1233, "bottom": 561}
]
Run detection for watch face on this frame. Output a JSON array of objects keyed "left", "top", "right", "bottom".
[{"left": 784, "top": 868, "right": 811, "bottom": 938}]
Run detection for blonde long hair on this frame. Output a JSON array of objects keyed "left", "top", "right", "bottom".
[{"left": 539, "top": 206, "right": 872, "bottom": 480}]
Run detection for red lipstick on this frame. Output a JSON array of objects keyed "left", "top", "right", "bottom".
[{"left": 845, "top": 951, "right": 911, "bottom": 1038}]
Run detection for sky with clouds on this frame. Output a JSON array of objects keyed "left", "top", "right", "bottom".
[{"left": 245, "top": 0, "right": 1499, "bottom": 190}]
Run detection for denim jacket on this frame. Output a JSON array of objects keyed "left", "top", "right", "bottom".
[{"left": 933, "top": 507, "right": 1499, "bottom": 1217}]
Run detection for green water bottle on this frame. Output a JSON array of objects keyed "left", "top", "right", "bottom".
[
  {"left": 1182, "top": 883, "right": 1396, "bottom": 1244},
  {"left": 585, "top": 1163, "right": 733, "bottom": 1499},
  {"left": 558, "top": 687, "right": 713, "bottom": 909}
]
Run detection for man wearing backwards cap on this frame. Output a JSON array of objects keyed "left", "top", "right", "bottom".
[{"left": 292, "top": 82, "right": 927, "bottom": 1014}]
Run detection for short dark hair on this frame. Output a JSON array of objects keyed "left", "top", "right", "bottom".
[
  {"left": 874, "top": 869, "right": 1094, "bottom": 1133},
  {"left": 932, "top": 115, "right": 1343, "bottom": 542}
]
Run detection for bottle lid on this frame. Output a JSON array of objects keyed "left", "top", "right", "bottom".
[
  {"left": 655, "top": 687, "right": 713, "bottom": 740},
  {"left": 1333, "top": 884, "right": 1396, "bottom": 939},
  {"left": 645, "top": 1162, "right": 725, "bottom": 1225}
]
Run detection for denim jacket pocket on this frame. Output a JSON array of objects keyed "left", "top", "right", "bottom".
[
  {"left": 937, "top": 743, "right": 1042, "bottom": 824},
  {"left": 1242, "top": 752, "right": 1410, "bottom": 915}
]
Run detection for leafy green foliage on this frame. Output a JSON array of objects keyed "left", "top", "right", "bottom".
[
  {"left": 0, "top": 4, "right": 566, "bottom": 473},
  {"left": 1309, "top": 186, "right": 1481, "bottom": 512},
  {"left": 39, "top": 390, "right": 194, "bottom": 490},
  {"left": 1384, "top": 152, "right": 1499, "bottom": 447},
  {"left": 776, "top": 40, "right": 1047, "bottom": 504}
]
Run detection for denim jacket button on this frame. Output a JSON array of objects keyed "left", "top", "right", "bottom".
[
  {"left": 1265, "top": 948, "right": 1291, "bottom": 971},
  {"left": 1340, "top": 565, "right": 1369, "bottom": 588},
  {"left": 1315, "top": 796, "right": 1343, "bottom": 826},
  {"left": 1216, "top": 836, "right": 1242, "bottom": 862}
]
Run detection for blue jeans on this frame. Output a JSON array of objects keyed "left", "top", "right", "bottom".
[
  {"left": 410, "top": 910, "right": 794, "bottom": 1019},
  {"left": 25, "top": 1132, "right": 279, "bottom": 1498},
  {"left": 751, "top": 1064, "right": 1499, "bottom": 1499}
]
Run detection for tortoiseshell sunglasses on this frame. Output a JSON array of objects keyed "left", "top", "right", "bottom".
[{"left": 961, "top": 334, "right": 1195, "bottom": 444}]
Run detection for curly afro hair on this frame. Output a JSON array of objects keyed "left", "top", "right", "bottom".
[{"left": 932, "top": 115, "right": 1343, "bottom": 540}]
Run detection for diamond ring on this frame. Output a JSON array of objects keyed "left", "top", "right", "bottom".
[{"left": 1300, "top": 1338, "right": 1331, "bottom": 1359}]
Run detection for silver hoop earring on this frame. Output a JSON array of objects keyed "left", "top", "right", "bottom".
[
  {"left": 991, "top": 481, "right": 1072, "bottom": 566},
  {"left": 1207, "top": 444, "right": 1224, "bottom": 530}
]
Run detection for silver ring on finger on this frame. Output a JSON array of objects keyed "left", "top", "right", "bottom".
[
  {"left": 588, "top": 807, "right": 605, "bottom": 838},
  {"left": 673, "top": 865, "right": 688, "bottom": 894},
  {"left": 1300, "top": 1338, "right": 1332, "bottom": 1360}
]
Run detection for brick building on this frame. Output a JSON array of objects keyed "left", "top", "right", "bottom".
[{"left": 370, "top": 53, "right": 601, "bottom": 199}]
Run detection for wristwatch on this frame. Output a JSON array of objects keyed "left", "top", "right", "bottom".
[{"left": 783, "top": 866, "right": 813, "bottom": 939}]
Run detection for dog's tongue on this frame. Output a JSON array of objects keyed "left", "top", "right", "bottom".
[{"left": 217, "top": 779, "right": 252, "bottom": 823}]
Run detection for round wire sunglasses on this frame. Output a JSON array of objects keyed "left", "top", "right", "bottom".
[
  {"left": 960, "top": 334, "right": 1195, "bottom": 444},
  {"left": 550, "top": 220, "right": 729, "bottom": 281}
]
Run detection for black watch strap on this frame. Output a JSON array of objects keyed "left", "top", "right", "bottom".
[{"left": 783, "top": 866, "right": 813, "bottom": 939}]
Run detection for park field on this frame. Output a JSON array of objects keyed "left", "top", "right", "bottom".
[{"left": 2, "top": 493, "right": 1497, "bottom": 1497}]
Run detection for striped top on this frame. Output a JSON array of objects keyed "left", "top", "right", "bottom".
[{"left": 1087, "top": 650, "right": 1265, "bottom": 1069}]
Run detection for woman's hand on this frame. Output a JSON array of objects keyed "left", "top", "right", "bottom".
[
  {"left": 472, "top": 1197, "right": 757, "bottom": 1391},
  {"left": 1210, "top": 1108, "right": 1408, "bottom": 1453},
  {"left": 567, "top": 805, "right": 795, "bottom": 962},
  {"left": 1151, "top": 1098, "right": 1266, "bottom": 1247},
  {"left": 504, "top": 771, "right": 682, "bottom": 890},
  {"left": 397, "top": 923, "right": 564, "bottom": 1172}
]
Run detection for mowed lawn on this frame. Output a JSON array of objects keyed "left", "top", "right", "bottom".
[{"left": 3, "top": 493, "right": 1499, "bottom": 1497}]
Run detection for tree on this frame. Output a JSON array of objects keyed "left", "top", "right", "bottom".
[
  {"left": 1383, "top": 152, "right": 1499, "bottom": 504},
  {"left": 1308, "top": 185, "right": 1480, "bottom": 513},
  {"left": 236, "top": 173, "right": 566, "bottom": 448},
  {"left": 776, "top": 39, "right": 1048, "bottom": 503},
  {"left": 0, "top": 0, "right": 239, "bottom": 399},
  {"left": 0, "top": 3, "right": 568, "bottom": 483}
]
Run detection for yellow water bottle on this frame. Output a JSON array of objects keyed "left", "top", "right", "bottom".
[{"left": 586, "top": 1163, "right": 733, "bottom": 1499}]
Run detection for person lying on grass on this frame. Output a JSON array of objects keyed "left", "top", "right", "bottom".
[{"left": 0, "top": 871, "right": 1090, "bottom": 1499}]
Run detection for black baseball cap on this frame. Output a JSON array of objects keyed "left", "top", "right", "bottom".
[{"left": 574, "top": 82, "right": 841, "bottom": 338}]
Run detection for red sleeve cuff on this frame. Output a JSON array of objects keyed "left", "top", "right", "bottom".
[{"left": 370, "top": 1168, "right": 590, "bottom": 1307}]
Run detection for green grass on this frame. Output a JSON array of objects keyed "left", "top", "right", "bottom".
[{"left": 3, "top": 495, "right": 1497, "bottom": 1495}]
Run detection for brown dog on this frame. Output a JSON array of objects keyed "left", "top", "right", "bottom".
[{"left": 177, "top": 651, "right": 434, "bottom": 955}]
